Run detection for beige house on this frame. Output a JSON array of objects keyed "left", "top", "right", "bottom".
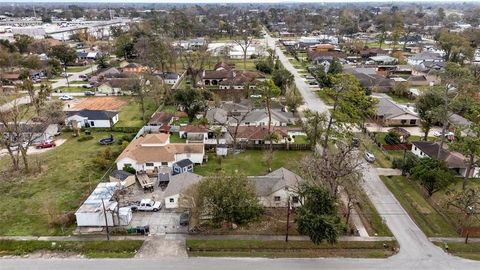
[{"left": 373, "top": 97, "right": 420, "bottom": 127}]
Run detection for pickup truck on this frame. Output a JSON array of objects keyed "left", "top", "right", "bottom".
[{"left": 130, "top": 199, "right": 162, "bottom": 212}]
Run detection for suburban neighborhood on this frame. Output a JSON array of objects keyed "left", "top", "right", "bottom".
[{"left": 0, "top": 1, "right": 480, "bottom": 270}]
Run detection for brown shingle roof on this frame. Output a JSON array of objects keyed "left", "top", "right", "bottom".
[
  {"left": 116, "top": 134, "right": 204, "bottom": 163},
  {"left": 179, "top": 125, "right": 209, "bottom": 133},
  {"left": 148, "top": 112, "right": 174, "bottom": 125},
  {"left": 233, "top": 126, "right": 288, "bottom": 141}
]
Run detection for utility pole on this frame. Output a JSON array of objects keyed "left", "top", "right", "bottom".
[
  {"left": 285, "top": 198, "right": 290, "bottom": 242},
  {"left": 101, "top": 199, "right": 110, "bottom": 241}
]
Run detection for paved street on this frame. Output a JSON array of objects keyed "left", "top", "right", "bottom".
[
  {"left": 264, "top": 31, "right": 329, "bottom": 115},
  {"left": 51, "top": 65, "right": 98, "bottom": 89}
]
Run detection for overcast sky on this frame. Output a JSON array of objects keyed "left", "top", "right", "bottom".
[{"left": 0, "top": 0, "right": 477, "bottom": 3}]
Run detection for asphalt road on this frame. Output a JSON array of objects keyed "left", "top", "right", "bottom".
[
  {"left": 51, "top": 65, "right": 98, "bottom": 89},
  {"left": 264, "top": 31, "right": 329, "bottom": 115}
]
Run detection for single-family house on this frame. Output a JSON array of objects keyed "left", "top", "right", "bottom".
[
  {"left": 109, "top": 170, "right": 136, "bottom": 188},
  {"left": 148, "top": 112, "right": 174, "bottom": 126},
  {"left": 373, "top": 98, "right": 419, "bottom": 126},
  {"left": 172, "top": 159, "right": 194, "bottom": 175},
  {"left": 407, "top": 52, "right": 444, "bottom": 66},
  {"left": 66, "top": 110, "right": 119, "bottom": 128},
  {"left": 231, "top": 126, "right": 290, "bottom": 144},
  {"left": 249, "top": 168, "right": 304, "bottom": 208},
  {"left": 115, "top": 133, "right": 205, "bottom": 172},
  {"left": 201, "top": 62, "right": 265, "bottom": 90},
  {"left": 122, "top": 63, "right": 147, "bottom": 73},
  {"left": 179, "top": 125, "right": 210, "bottom": 143},
  {"left": 411, "top": 141, "right": 479, "bottom": 178},
  {"left": 96, "top": 78, "right": 136, "bottom": 95},
  {"left": 164, "top": 172, "right": 203, "bottom": 209},
  {"left": 369, "top": 55, "right": 397, "bottom": 65},
  {"left": 157, "top": 72, "right": 180, "bottom": 85}
]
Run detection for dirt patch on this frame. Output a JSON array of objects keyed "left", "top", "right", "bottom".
[
  {"left": 4, "top": 250, "right": 84, "bottom": 259},
  {"left": 71, "top": 97, "right": 127, "bottom": 111}
]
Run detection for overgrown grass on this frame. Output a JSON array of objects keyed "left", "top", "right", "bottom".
[
  {"left": 170, "top": 132, "right": 186, "bottom": 143},
  {"left": 195, "top": 150, "right": 309, "bottom": 176},
  {"left": 381, "top": 176, "right": 458, "bottom": 237},
  {"left": 0, "top": 131, "right": 132, "bottom": 235},
  {"left": 116, "top": 98, "right": 157, "bottom": 128},
  {"left": 0, "top": 240, "right": 143, "bottom": 258},
  {"left": 433, "top": 241, "right": 480, "bottom": 260},
  {"left": 186, "top": 240, "right": 398, "bottom": 258},
  {"left": 355, "top": 189, "right": 392, "bottom": 236},
  {"left": 292, "top": 135, "right": 309, "bottom": 144},
  {"left": 54, "top": 86, "right": 85, "bottom": 93},
  {"left": 317, "top": 90, "right": 334, "bottom": 106},
  {"left": 66, "top": 66, "right": 89, "bottom": 73}
]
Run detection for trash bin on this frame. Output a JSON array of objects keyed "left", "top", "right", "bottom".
[
  {"left": 136, "top": 225, "right": 150, "bottom": 235},
  {"left": 127, "top": 227, "right": 136, "bottom": 234}
]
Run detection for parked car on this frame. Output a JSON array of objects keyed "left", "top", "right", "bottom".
[
  {"left": 179, "top": 212, "right": 189, "bottom": 226},
  {"left": 35, "top": 140, "right": 56, "bottom": 149},
  {"left": 82, "top": 84, "right": 93, "bottom": 89},
  {"left": 364, "top": 152, "right": 376, "bottom": 163},
  {"left": 59, "top": 95, "right": 73, "bottom": 101},
  {"left": 130, "top": 199, "right": 162, "bottom": 212},
  {"left": 432, "top": 131, "right": 454, "bottom": 137},
  {"left": 84, "top": 91, "right": 96, "bottom": 96}
]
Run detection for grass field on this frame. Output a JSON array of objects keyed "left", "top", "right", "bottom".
[
  {"left": 114, "top": 98, "right": 157, "bottom": 128},
  {"left": 194, "top": 150, "right": 309, "bottom": 176},
  {"left": 433, "top": 241, "right": 480, "bottom": 260},
  {"left": 54, "top": 86, "right": 85, "bottom": 93},
  {"left": 0, "top": 131, "right": 132, "bottom": 235},
  {"left": 186, "top": 240, "right": 398, "bottom": 258},
  {"left": 0, "top": 240, "right": 143, "bottom": 258},
  {"left": 317, "top": 90, "right": 335, "bottom": 106},
  {"left": 381, "top": 176, "right": 458, "bottom": 237},
  {"left": 66, "top": 66, "right": 90, "bottom": 73}
]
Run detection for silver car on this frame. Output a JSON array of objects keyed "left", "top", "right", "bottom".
[{"left": 364, "top": 152, "right": 376, "bottom": 163}]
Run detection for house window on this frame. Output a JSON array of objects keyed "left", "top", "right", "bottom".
[
  {"left": 161, "top": 162, "right": 168, "bottom": 166},
  {"left": 274, "top": 196, "right": 281, "bottom": 202},
  {"left": 410, "top": 119, "right": 416, "bottom": 125},
  {"left": 169, "top": 198, "right": 174, "bottom": 203},
  {"left": 145, "top": 163, "right": 154, "bottom": 167},
  {"left": 414, "top": 147, "right": 417, "bottom": 151},
  {"left": 401, "top": 120, "right": 407, "bottom": 124},
  {"left": 245, "top": 122, "right": 250, "bottom": 126},
  {"left": 292, "top": 196, "right": 299, "bottom": 203},
  {"left": 90, "top": 121, "right": 95, "bottom": 126}
]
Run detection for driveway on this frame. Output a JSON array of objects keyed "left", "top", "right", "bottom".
[
  {"left": 0, "top": 139, "right": 66, "bottom": 157},
  {"left": 129, "top": 211, "right": 188, "bottom": 235},
  {"left": 51, "top": 65, "right": 98, "bottom": 89},
  {"left": 365, "top": 122, "right": 443, "bottom": 137},
  {"left": 135, "top": 235, "right": 187, "bottom": 258}
]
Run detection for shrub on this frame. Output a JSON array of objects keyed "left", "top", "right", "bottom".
[
  {"left": 123, "top": 164, "right": 136, "bottom": 174},
  {"left": 384, "top": 130, "right": 401, "bottom": 145}
]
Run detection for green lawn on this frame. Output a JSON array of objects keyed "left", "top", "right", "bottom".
[
  {"left": 54, "top": 86, "right": 85, "bottom": 93},
  {"left": 433, "top": 241, "right": 480, "bottom": 260},
  {"left": 116, "top": 98, "right": 157, "bottom": 128},
  {"left": 66, "top": 66, "right": 89, "bottom": 73},
  {"left": 186, "top": 240, "right": 398, "bottom": 258},
  {"left": 317, "top": 90, "right": 334, "bottom": 106},
  {"left": 195, "top": 150, "right": 309, "bottom": 176},
  {"left": 381, "top": 176, "right": 458, "bottom": 237},
  {"left": 0, "top": 93, "right": 23, "bottom": 106},
  {"left": 170, "top": 132, "right": 186, "bottom": 143},
  {"left": 0, "top": 240, "right": 143, "bottom": 258},
  {"left": 355, "top": 189, "right": 392, "bottom": 236},
  {"left": 292, "top": 135, "right": 309, "bottom": 144},
  {"left": 0, "top": 131, "right": 132, "bottom": 236},
  {"left": 386, "top": 93, "right": 413, "bottom": 104}
]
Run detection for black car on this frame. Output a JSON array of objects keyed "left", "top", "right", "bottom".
[{"left": 179, "top": 212, "right": 189, "bottom": 226}]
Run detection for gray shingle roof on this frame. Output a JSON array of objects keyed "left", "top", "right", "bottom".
[
  {"left": 375, "top": 98, "right": 418, "bottom": 120},
  {"left": 67, "top": 110, "right": 118, "bottom": 120},
  {"left": 163, "top": 172, "right": 203, "bottom": 198},
  {"left": 249, "top": 168, "right": 303, "bottom": 197},
  {"left": 110, "top": 170, "right": 133, "bottom": 181}
]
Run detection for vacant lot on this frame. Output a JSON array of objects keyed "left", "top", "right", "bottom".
[
  {"left": 116, "top": 98, "right": 157, "bottom": 128},
  {"left": 0, "top": 131, "right": 131, "bottom": 235},
  {"left": 186, "top": 240, "right": 398, "bottom": 258},
  {"left": 72, "top": 96, "right": 128, "bottom": 111},
  {"left": 194, "top": 150, "right": 309, "bottom": 176}
]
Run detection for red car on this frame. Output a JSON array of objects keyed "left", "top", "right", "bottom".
[{"left": 36, "top": 140, "right": 56, "bottom": 149}]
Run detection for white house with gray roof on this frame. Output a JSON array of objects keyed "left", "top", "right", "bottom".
[
  {"left": 249, "top": 168, "right": 304, "bottom": 208},
  {"left": 164, "top": 172, "right": 203, "bottom": 209}
]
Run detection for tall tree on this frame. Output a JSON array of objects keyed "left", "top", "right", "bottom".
[
  {"left": 257, "top": 79, "right": 281, "bottom": 166},
  {"left": 302, "top": 110, "right": 327, "bottom": 150},
  {"left": 411, "top": 158, "right": 454, "bottom": 197},
  {"left": 174, "top": 87, "right": 207, "bottom": 123},
  {"left": 415, "top": 90, "right": 444, "bottom": 140},
  {"left": 196, "top": 172, "right": 262, "bottom": 227},
  {"left": 49, "top": 44, "right": 77, "bottom": 88},
  {"left": 295, "top": 185, "right": 344, "bottom": 244}
]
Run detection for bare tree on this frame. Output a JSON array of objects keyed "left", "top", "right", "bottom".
[
  {"left": 179, "top": 44, "right": 211, "bottom": 87},
  {"left": 233, "top": 34, "right": 254, "bottom": 70},
  {"left": 300, "top": 142, "right": 364, "bottom": 199},
  {"left": 445, "top": 187, "right": 480, "bottom": 243}
]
